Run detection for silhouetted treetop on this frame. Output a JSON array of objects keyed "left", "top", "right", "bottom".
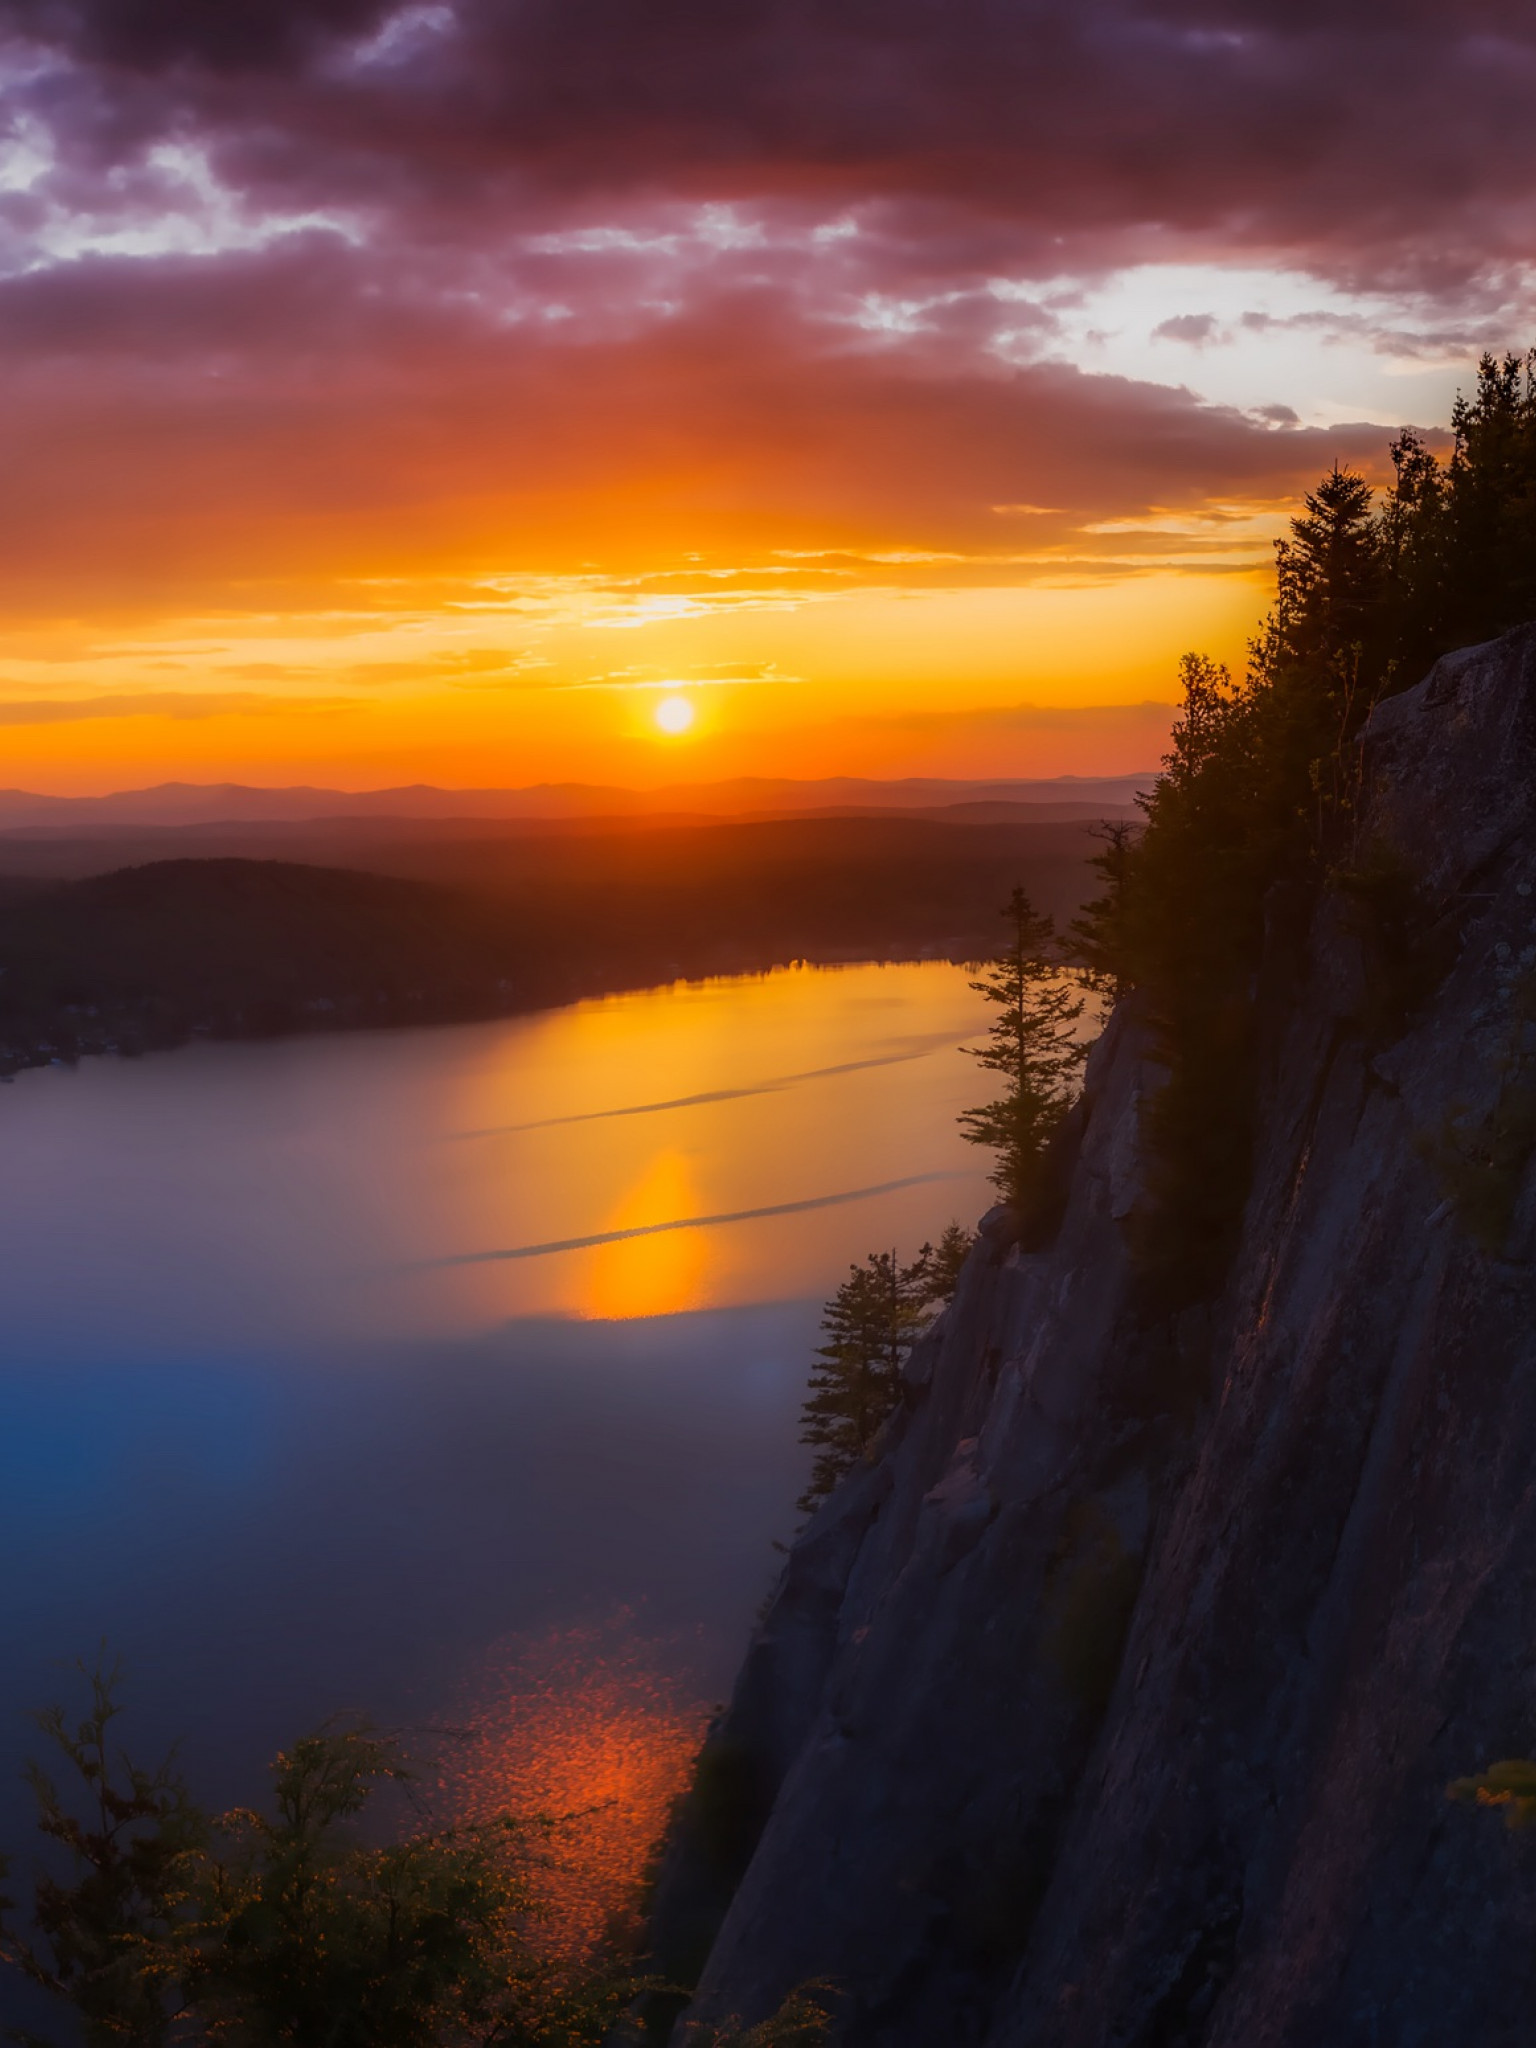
[{"left": 1073, "top": 348, "right": 1536, "bottom": 1308}]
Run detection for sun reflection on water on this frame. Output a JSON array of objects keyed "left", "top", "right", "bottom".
[
  {"left": 581, "top": 1147, "right": 708, "bottom": 1320},
  {"left": 437, "top": 1616, "right": 710, "bottom": 1959},
  {"left": 422, "top": 961, "right": 992, "bottom": 1328}
]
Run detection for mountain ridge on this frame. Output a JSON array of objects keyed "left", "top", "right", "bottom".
[{"left": 0, "top": 774, "right": 1155, "bottom": 829}]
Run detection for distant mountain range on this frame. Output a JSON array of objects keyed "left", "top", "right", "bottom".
[{"left": 0, "top": 774, "right": 1154, "bottom": 832}]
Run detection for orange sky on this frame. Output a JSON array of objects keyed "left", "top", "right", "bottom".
[
  {"left": 2, "top": 571, "right": 1265, "bottom": 792},
  {"left": 0, "top": 3, "right": 1519, "bottom": 794}
]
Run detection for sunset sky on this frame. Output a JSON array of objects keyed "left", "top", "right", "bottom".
[{"left": 3, "top": 0, "right": 1534, "bottom": 792}]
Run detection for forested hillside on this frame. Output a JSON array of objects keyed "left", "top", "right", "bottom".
[{"left": 0, "top": 814, "right": 1106, "bottom": 1073}]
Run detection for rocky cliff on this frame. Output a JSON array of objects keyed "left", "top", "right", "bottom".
[{"left": 652, "top": 625, "right": 1536, "bottom": 2046}]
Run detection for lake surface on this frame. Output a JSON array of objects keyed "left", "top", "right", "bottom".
[{"left": 0, "top": 960, "right": 992, "bottom": 1948}]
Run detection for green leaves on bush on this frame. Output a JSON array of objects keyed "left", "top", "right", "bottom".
[{"left": 0, "top": 1665, "right": 648, "bottom": 2048}]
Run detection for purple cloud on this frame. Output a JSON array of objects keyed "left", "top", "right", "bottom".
[{"left": 0, "top": 0, "right": 1522, "bottom": 620}]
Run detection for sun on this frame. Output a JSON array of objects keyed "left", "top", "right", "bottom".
[{"left": 653, "top": 695, "right": 695, "bottom": 735}]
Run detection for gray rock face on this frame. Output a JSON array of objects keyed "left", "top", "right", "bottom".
[{"left": 655, "top": 626, "right": 1536, "bottom": 2047}]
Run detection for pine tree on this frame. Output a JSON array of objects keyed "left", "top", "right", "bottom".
[
  {"left": 908, "top": 1222, "right": 973, "bottom": 1305},
  {"left": 797, "top": 1252, "right": 921, "bottom": 1514},
  {"left": 1070, "top": 820, "right": 1138, "bottom": 1001},
  {"left": 1261, "top": 465, "right": 1383, "bottom": 675},
  {"left": 959, "top": 888, "right": 1088, "bottom": 1214},
  {"left": 797, "top": 1230, "right": 972, "bottom": 1514}
]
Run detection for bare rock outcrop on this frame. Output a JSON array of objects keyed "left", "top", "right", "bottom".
[{"left": 653, "top": 625, "right": 1536, "bottom": 2046}]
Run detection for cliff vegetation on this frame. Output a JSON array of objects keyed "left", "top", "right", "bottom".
[{"left": 647, "top": 353, "right": 1536, "bottom": 2047}]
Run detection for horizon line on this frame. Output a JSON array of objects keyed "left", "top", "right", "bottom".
[{"left": 0, "top": 768, "right": 1163, "bottom": 805}]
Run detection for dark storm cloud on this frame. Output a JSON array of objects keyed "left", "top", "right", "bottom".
[
  {"left": 391, "top": 3, "right": 1536, "bottom": 293},
  {"left": 0, "top": 0, "right": 1515, "bottom": 615},
  {"left": 2, "top": 0, "right": 391, "bottom": 69},
  {"left": 5, "top": 0, "right": 1534, "bottom": 283}
]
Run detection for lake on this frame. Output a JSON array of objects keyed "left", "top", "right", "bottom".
[{"left": 0, "top": 959, "right": 992, "bottom": 1953}]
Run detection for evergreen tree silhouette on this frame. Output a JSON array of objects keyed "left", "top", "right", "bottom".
[
  {"left": 959, "top": 888, "right": 1087, "bottom": 1213},
  {"left": 797, "top": 1228, "right": 973, "bottom": 1513}
]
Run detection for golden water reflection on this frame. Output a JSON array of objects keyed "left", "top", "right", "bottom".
[
  {"left": 0, "top": 961, "right": 998, "bottom": 1352},
  {"left": 440, "top": 1616, "right": 709, "bottom": 1960},
  {"left": 422, "top": 960, "right": 995, "bottom": 1330},
  {"left": 584, "top": 1148, "right": 707, "bottom": 1321},
  {"left": 0, "top": 961, "right": 1023, "bottom": 1961}
]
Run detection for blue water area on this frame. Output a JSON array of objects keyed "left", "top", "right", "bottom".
[
  {"left": 0, "top": 1302, "right": 815, "bottom": 1841},
  {"left": 0, "top": 963, "right": 992, "bottom": 2025}
]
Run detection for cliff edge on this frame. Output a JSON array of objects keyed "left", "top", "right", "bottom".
[{"left": 652, "top": 624, "right": 1536, "bottom": 2046}]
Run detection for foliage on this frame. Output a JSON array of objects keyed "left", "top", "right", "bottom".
[
  {"left": 797, "top": 1226, "right": 973, "bottom": 1514},
  {"left": 0, "top": 1659, "right": 205, "bottom": 2048},
  {"left": 0, "top": 817, "right": 1104, "bottom": 1079},
  {"left": 1042, "top": 1504, "right": 1144, "bottom": 1718},
  {"left": 183, "top": 1727, "right": 642, "bottom": 2048},
  {"left": 0, "top": 1668, "right": 648, "bottom": 2048},
  {"left": 680, "top": 1985, "right": 833, "bottom": 2046},
  {"left": 1328, "top": 842, "right": 1452, "bottom": 1046},
  {"left": 1072, "top": 352, "right": 1536, "bottom": 1310},
  {"left": 1069, "top": 822, "right": 1137, "bottom": 1002},
  {"left": 1449, "top": 1758, "right": 1536, "bottom": 1829},
  {"left": 909, "top": 1222, "right": 973, "bottom": 1304},
  {"left": 959, "top": 887, "right": 1088, "bottom": 1215},
  {"left": 1420, "top": 969, "right": 1536, "bottom": 1254}
]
